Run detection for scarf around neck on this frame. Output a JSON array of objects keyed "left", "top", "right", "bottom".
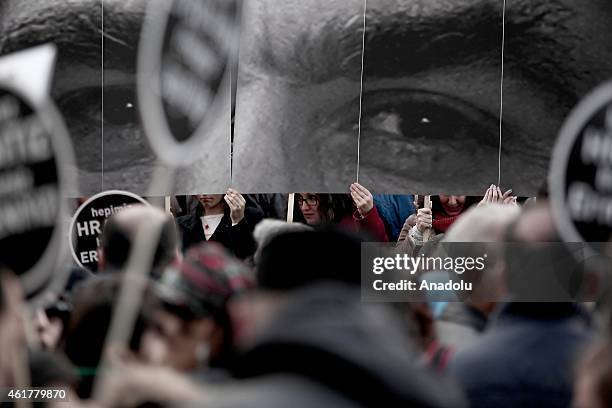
[{"left": 432, "top": 212, "right": 459, "bottom": 233}]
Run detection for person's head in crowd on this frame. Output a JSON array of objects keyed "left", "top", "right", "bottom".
[
  {"left": 242, "top": 226, "right": 392, "bottom": 346},
  {"left": 197, "top": 194, "right": 225, "bottom": 215},
  {"left": 252, "top": 219, "right": 313, "bottom": 264},
  {"left": 295, "top": 193, "right": 354, "bottom": 225},
  {"left": 443, "top": 204, "right": 521, "bottom": 312},
  {"left": 502, "top": 200, "right": 600, "bottom": 305},
  {"left": 99, "top": 205, "right": 179, "bottom": 279},
  {"left": 296, "top": 183, "right": 381, "bottom": 227},
  {"left": 257, "top": 226, "right": 364, "bottom": 290},
  {"left": 430, "top": 195, "right": 479, "bottom": 234},
  {"left": 239, "top": 227, "right": 365, "bottom": 342},
  {"left": 140, "top": 243, "right": 254, "bottom": 374},
  {"left": 436, "top": 195, "right": 467, "bottom": 217},
  {"left": 195, "top": 190, "right": 250, "bottom": 220},
  {"left": 574, "top": 340, "right": 612, "bottom": 408},
  {"left": 502, "top": 202, "right": 583, "bottom": 302},
  {"left": 295, "top": 184, "right": 389, "bottom": 242},
  {"left": 505, "top": 200, "right": 557, "bottom": 243},
  {"left": 63, "top": 274, "right": 153, "bottom": 398}
]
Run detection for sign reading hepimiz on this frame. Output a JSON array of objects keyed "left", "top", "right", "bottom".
[
  {"left": 550, "top": 81, "right": 612, "bottom": 252},
  {"left": 0, "top": 45, "right": 74, "bottom": 299},
  {"left": 138, "top": 0, "right": 239, "bottom": 165},
  {"left": 69, "top": 191, "right": 149, "bottom": 272}
]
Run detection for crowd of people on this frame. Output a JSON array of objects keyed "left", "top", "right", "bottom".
[
  {"left": 1, "top": 182, "right": 612, "bottom": 407},
  {"left": 2, "top": 0, "right": 612, "bottom": 405}
]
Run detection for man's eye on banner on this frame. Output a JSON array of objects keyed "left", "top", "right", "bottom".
[
  {"left": 1, "top": 0, "right": 612, "bottom": 197},
  {"left": 0, "top": 1, "right": 106, "bottom": 197},
  {"left": 233, "top": 0, "right": 503, "bottom": 194},
  {"left": 358, "top": 0, "right": 502, "bottom": 195},
  {"left": 233, "top": 0, "right": 362, "bottom": 193},
  {"left": 0, "top": 0, "right": 237, "bottom": 196},
  {"left": 499, "top": 1, "right": 612, "bottom": 197},
  {"left": 138, "top": 0, "right": 238, "bottom": 194},
  {"left": 233, "top": 0, "right": 612, "bottom": 196}
]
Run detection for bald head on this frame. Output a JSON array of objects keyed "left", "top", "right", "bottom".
[
  {"left": 99, "top": 205, "right": 178, "bottom": 277},
  {"left": 511, "top": 203, "right": 558, "bottom": 242},
  {"left": 443, "top": 204, "right": 520, "bottom": 307},
  {"left": 444, "top": 204, "right": 520, "bottom": 243}
]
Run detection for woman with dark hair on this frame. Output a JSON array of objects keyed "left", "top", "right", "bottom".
[
  {"left": 296, "top": 183, "right": 388, "bottom": 241},
  {"left": 177, "top": 189, "right": 264, "bottom": 259},
  {"left": 407, "top": 185, "right": 515, "bottom": 243},
  {"left": 429, "top": 195, "right": 481, "bottom": 234}
]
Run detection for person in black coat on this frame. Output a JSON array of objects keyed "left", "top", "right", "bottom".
[
  {"left": 176, "top": 189, "right": 263, "bottom": 260},
  {"left": 448, "top": 203, "right": 594, "bottom": 408}
]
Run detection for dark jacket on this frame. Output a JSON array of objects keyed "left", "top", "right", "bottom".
[
  {"left": 207, "top": 283, "right": 467, "bottom": 407},
  {"left": 176, "top": 205, "right": 263, "bottom": 259},
  {"left": 449, "top": 302, "right": 592, "bottom": 408}
]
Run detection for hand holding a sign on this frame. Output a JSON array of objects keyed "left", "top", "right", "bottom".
[
  {"left": 225, "top": 189, "right": 246, "bottom": 225},
  {"left": 350, "top": 183, "right": 374, "bottom": 217},
  {"left": 416, "top": 207, "right": 433, "bottom": 233},
  {"left": 502, "top": 194, "right": 519, "bottom": 207},
  {"left": 479, "top": 185, "right": 515, "bottom": 206}
]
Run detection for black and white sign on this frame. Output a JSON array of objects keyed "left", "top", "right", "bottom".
[
  {"left": 550, "top": 82, "right": 612, "bottom": 252},
  {"left": 138, "top": 0, "right": 239, "bottom": 165},
  {"left": 0, "top": 45, "right": 74, "bottom": 298},
  {"left": 69, "top": 190, "right": 149, "bottom": 272}
]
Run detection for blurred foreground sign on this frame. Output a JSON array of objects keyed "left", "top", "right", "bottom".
[
  {"left": 138, "top": 0, "right": 239, "bottom": 165},
  {"left": 550, "top": 81, "right": 612, "bottom": 254},
  {"left": 69, "top": 190, "right": 149, "bottom": 272},
  {"left": 0, "top": 45, "right": 74, "bottom": 298}
]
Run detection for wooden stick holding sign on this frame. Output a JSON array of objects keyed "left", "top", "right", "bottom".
[
  {"left": 287, "top": 193, "right": 295, "bottom": 223},
  {"left": 164, "top": 196, "right": 171, "bottom": 214},
  {"left": 93, "top": 168, "right": 175, "bottom": 403},
  {"left": 92, "top": 205, "right": 169, "bottom": 403},
  {"left": 422, "top": 195, "right": 433, "bottom": 242},
  {"left": 93, "top": 0, "right": 241, "bottom": 403}
]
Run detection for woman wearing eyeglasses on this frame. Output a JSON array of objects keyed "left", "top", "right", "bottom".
[{"left": 296, "top": 183, "right": 388, "bottom": 241}]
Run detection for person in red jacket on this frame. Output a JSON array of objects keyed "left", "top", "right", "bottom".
[{"left": 296, "top": 183, "right": 388, "bottom": 241}]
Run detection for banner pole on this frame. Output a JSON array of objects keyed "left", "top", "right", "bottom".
[{"left": 287, "top": 193, "right": 295, "bottom": 223}]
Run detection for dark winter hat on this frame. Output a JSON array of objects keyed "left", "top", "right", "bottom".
[{"left": 256, "top": 225, "right": 364, "bottom": 290}]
